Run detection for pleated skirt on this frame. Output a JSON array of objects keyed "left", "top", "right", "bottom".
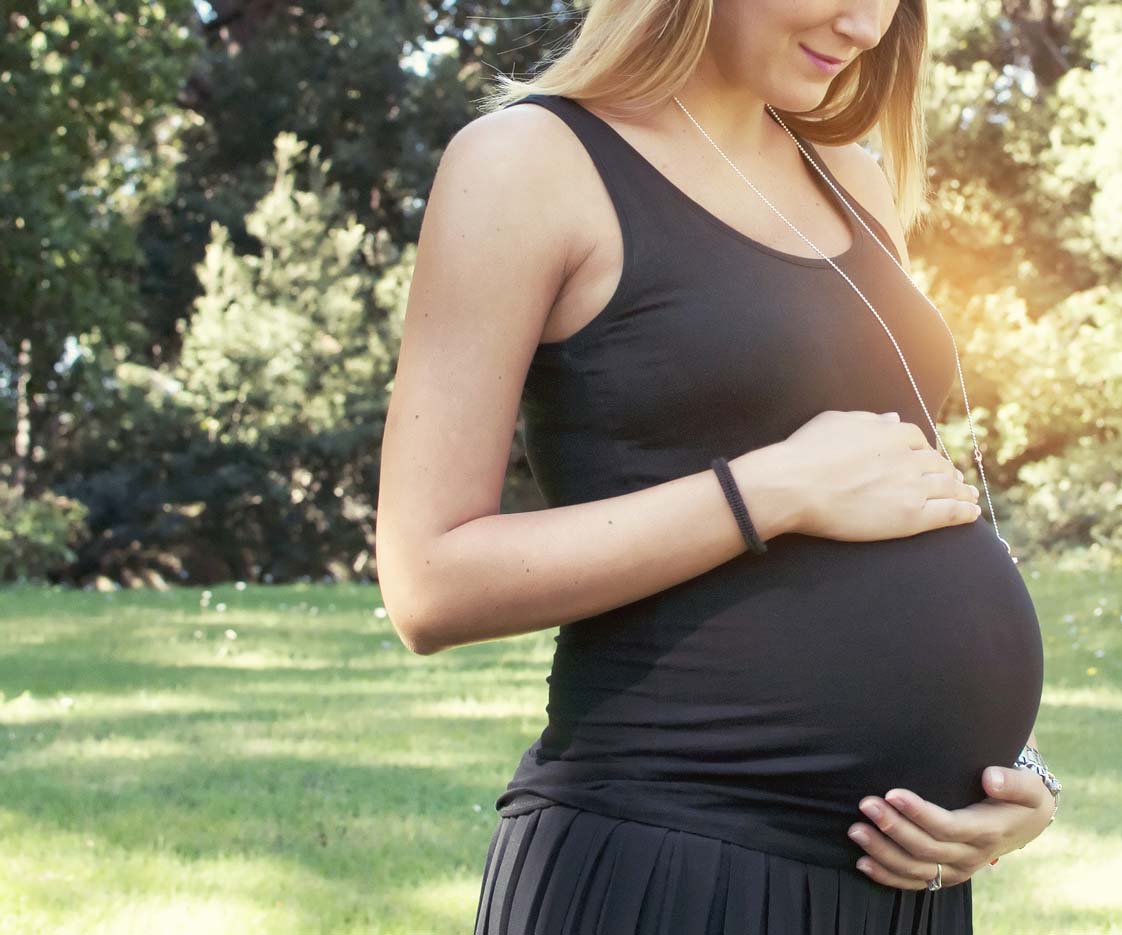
[{"left": 473, "top": 803, "right": 972, "bottom": 935}]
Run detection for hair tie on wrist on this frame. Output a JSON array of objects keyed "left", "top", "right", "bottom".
[{"left": 711, "top": 457, "right": 767, "bottom": 555}]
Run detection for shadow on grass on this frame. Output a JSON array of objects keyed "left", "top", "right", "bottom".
[
  {"left": 1, "top": 713, "right": 514, "bottom": 925},
  {"left": 4, "top": 576, "right": 1119, "bottom": 932},
  {"left": 0, "top": 590, "right": 549, "bottom": 926}
]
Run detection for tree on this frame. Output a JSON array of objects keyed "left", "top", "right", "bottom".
[
  {"left": 136, "top": 0, "right": 561, "bottom": 369},
  {"left": 909, "top": 0, "right": 1122, "bottom": 565},
  {"left": 58, "top": 131, "right": 407, "bottom": 584},
  {"left": 177, "top": 131, "right": 390, "bottom": 448},
  {"left": 0, "top": 0, "right": 201, "bottom": 495}
]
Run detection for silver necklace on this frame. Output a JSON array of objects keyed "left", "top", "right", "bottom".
[{"left": 671, "top": 95, "right": 1016, "bottom": 564}]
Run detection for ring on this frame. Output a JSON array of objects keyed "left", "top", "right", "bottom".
[{"left": 925, "top": 862, "right": 943, "bottom": 891}]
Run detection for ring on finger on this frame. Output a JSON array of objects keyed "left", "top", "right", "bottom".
[{"left": 925, "top": 862, "right": 943, "bottom": 891}]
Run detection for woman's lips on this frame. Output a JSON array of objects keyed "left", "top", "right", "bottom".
[{"left": 801, "top": 44, "right": 846, "bottom": 75}]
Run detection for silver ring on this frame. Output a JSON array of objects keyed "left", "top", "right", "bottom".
[{"left": 925, "top": 862, "right": 943, "bottom": 891}]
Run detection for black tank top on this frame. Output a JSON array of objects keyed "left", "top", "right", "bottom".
[{"left": 494, "top": 93, "right": 1044, "bottom": 870}]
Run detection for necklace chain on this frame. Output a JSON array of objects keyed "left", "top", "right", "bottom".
[{"left": 670, "top": 95, "right": 1015, "bottom": 563}]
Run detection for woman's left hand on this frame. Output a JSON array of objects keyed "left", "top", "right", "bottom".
[{"left": 846, "top": 766, "right": 1056, "bottom": 890}]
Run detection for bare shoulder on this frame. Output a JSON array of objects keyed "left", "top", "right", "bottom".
[
  {"left": 811, "top": 140, "right": 912, "bottom": 273},
  {"left": 448, "top": 101, "right": 595, "bottom": 278}
]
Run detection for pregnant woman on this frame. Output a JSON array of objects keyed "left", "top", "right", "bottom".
[{"left": 376, "top": 0, "right": 1062, "bottom": 931}]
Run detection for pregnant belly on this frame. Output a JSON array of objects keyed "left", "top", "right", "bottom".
[{"left": 652, "top": 516, "right": 1045, "bottom": 812}]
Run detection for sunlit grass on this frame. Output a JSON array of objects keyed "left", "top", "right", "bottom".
[{"left": 0, "top": 564, "right": 1118, "bottom": 934}]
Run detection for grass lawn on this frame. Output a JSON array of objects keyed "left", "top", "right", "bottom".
[{"left": 0, "top": 564, "right": 1118, "bottom": 934}]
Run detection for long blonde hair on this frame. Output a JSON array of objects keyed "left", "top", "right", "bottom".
[{"left": 476, "top": 0, "right": 931, "bottom": 235}]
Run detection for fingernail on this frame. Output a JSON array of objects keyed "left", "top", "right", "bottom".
[
  {"left": 860, "top": 801, "right": 882, "bottom": 820},
  {"left": 987, "top": 769, "right": 1004, "bottom": 790}
]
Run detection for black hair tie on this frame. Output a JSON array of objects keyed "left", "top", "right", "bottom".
[{"left": 711, "top": 456, "right": 767, "bottom": 555}]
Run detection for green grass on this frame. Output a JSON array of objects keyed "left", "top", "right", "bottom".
[{"left": 0, "top": 564, "right": 1118, "bottom": 934}]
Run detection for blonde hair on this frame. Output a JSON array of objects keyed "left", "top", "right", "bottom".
[{"left": 476, "top": 0, "right": 931, "bottom": 236}]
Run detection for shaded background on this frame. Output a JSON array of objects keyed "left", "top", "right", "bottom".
[{"left": 2, "top": 0, "right": 1120, "bottom": 589}]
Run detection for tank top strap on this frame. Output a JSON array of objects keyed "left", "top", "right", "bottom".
[
  {"left": 500, "top": 94, "right": 665, "bottom": 301},
  {"left": 501, "top": 93, "right": 649, "bottom": 210}
]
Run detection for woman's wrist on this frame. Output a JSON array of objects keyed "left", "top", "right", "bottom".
[
  {"left": 1015, "top": 744, "right": 1062, "bottom": 801},
  {"left": 729, "top": 442, "right": 810, "bottom": 543}
]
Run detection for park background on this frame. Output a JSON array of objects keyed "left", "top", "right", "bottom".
[{"left": 2, "top": 0, "right": 1120, "bottom": 932}]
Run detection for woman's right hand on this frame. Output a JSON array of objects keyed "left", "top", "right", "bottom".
[{"left": 777, "top": 409, "right": 981, "bottom": 542}]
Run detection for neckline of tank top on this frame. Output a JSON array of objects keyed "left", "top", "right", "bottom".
[{"left": 529, "top": 93, "right": 866, "bottom": 270}]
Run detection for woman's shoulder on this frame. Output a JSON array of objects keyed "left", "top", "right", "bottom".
[
  {"left": 809, "top": 139, "right": 912, "bottom": 273},
  {"left": 445, "top": 102, "right": 601, "bottom": 280}
]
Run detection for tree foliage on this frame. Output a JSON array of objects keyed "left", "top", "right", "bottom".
[
  {"left": 59, "top": 131, "right": 409, "bottom": 584},
  {"left": 1, "top": 0, "right": 1118, "bottom": 582},
  {"left": 917, "top": 0, "right": 1121, "bottom": 565},
  {"left": 0, "top": 0, "right": 201, "bottom": 386}
]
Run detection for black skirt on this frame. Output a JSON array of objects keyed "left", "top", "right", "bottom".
[{"left": 473, "top": 803, "right": 972, "bottom": 935}]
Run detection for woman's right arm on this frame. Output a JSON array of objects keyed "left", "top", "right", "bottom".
[
  {"left": 374, "top": 108, "right": 811, "bottom": 655},
  {"left": 375, "top": 109, "right": 979, "bottom": 655}
]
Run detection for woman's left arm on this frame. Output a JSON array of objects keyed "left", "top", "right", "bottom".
[{"left": 846, "top": 728, "right": 1058, "bottom": 890}]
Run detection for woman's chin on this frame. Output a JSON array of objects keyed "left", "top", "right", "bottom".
[{"left": 776, "top": 81, "right": 839, "bottom": 113}]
